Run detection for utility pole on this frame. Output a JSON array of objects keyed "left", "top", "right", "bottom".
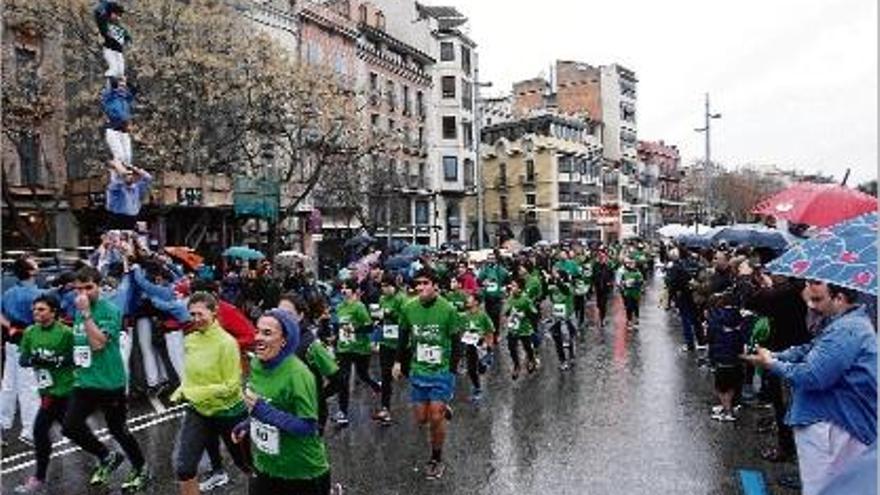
[{"left": 694, "top": 92, "right": 721, "bottom": 233}]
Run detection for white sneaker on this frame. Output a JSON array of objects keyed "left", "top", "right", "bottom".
[
  {"left": 198, "top": 470, "right": 229, "bottom": 492},
  {"left": 711, "top": 411, "right": 736, "bottom": 422},
  {"left": 333, "top": 411, "right": 349, "bottom": 425},
  {"left": 711, "top": 405, "right": 724, "bottom": 414}
]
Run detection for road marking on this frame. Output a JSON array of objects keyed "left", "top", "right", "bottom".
[
  {"left": 1, "top": 403, "right": 186, "bottom": 466},
  {"left": 1, "top": 412, "right": 184, "bottom": 476},
  {"left": 738, "top": 469, "right": 769, "bottom": 495}
]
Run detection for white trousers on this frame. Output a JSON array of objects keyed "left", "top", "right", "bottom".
[
  {"left": 103, "top": 47, "right": 125, "bottom": 79},
  {"left": 136, "top": 317, "right": 169, "bottom": 387},
  {"left": 0, "top": 343, "right": 40, "bottom": 439},
  {"left": 794, "top": 421, "right": 871, "bottom": 495},
  {"left": 164, "top": 330, "right": 186, "bottom": 381},
  {"left": 105, "top": 128, "right": 132, "bottom": 167}
]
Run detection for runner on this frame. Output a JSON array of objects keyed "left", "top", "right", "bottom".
[
  {"left": 170, "top": 292, "right": 250, "bottom": 495},
  {"left": 592, "top": 250, "right": 615, "bottom": 328},
  {"left": 374, "top": 275, "right": 408, "bottom": 425},
  {"left": 61, "top": 266, "right": 148, "bottom": 491},
  {"left": 459, "top": 292, "right": 495, "bottom": 402},
  {"left": 502, "top": 278, "right": 539, "bottom": 380},
  {"left": 14, "top": 295, "right": 74, "bottom": 494},
  {"left": 393, "top": 268, "right": 460, "bottom": 480},
  {"left": 278, "top": 293, "right": 340, "bottom": 434},
  {"left": 546, "top": 273, "right": 576, "bottom": 370},
  {"left": 477, "top": 251, "right": 509, "bottom": 341},
  {"left": 233, "top": 309, "right": 332, "bottom": 494},
  {"left": 619, "top": 258, "right": 645, "bottom": 329},
  {"left": 333, "top": 279, "right": 381, "bottom": 426}
]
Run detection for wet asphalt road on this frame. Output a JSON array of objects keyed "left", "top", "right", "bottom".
[{"left": 2, "top": 277, "right": 802, "bottom": 494}]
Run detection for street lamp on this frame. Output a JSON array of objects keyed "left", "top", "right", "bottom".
[
  {"left": 694, "top": 92, "right": 721, "bottom": 232},
  {"left": 473, "top": 69, "right": 492, "bottom": 250}
]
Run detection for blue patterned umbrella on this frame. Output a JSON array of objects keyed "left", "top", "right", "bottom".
[
  {"left": 222, "top": 246, "right": 265, "bottom": 261},
  {"left": 766, "top": 212, "right": 877, "bottom": 295}
]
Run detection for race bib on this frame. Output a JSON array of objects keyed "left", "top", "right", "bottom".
[
  {"left": 574, "top": 283, "right": 588, "bottom": 295},
  {"left": 369, "top": 304, "right": 383, "bottom": 319},
  {"left": 338, "top": 325, "right": 354, "bottom": 343},
  {"left": 486, "top": 281, "right": 498, "bottom": 293},
  {"left": 250, "top": 420, "right": 280, "bottom": 455},
  {"left": 416, "top": 344, "right": 442, "bottom": 364},
  {"left": 382, "top": 324, "right": 399, "bottom": 339},
  {"left": 553, "top": 304, "right": 566, "bottom": 318},
  {"left": 35, "top": 369, "right": 54, "bottom": 389},
  {"left": 461, "top": 332, "right": 480, "bottom": 346},
  {"left": 73, "top": 345, "right": 92, "bottom": 368},
  {"left": 507, "top": 316, "right": 520, "bottom": 331},
  {"left": 625, "top": 279, "right": 636, "bottom": 288}
]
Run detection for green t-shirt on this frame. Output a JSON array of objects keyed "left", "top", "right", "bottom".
[
  {"left": 460, "top": 310, "right": 494, "bottom": 346},
  {"left": 478, "top": 264, "right": 509, "bottom": 298},
  {"left": 335, "top": 299, "right": 372, "bottom": 355},
  {"left": 20, "top": 320, "right": 75, "bottom": 397},
  {"left": 306, "top": 341, "right": 339, "bottom": 377},
  {"left": 621, "top": 269, "right": 645, "bottom": 300},
  {"left": 444, "top": 290, "right": 468, "bottom": 315},
  {"left": 525, "top": 272, "right": 543, "bottom": 301},
  {"left": 72, "top": 298, "right": 126, "bottom": 390},
  {"left": 378, "top": 292, "right": 407, "bottom": 348},
  {"left": 504, "top": 294, "right": 536, "bottom": 337},
  {"left": 248, "top": 355, "right": 329, "bottom": 481},
  {"left": 547, "top": 287, "right": 574, "bottom": 318},
  {"left": 400, "top": 296, "right": 459, "bottom": 377}
]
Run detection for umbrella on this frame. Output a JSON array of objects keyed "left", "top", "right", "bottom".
[
  {"left": 276, "top": 250, "right": 309, "bottom": 260},
  {"left": 657, "top": 224, "right": 712, "bottom": 238},
  {"left": 222, "top": 246, "right": 265, "bottom": 261},
  {"left": 766, "top": 212, "right": 877, "bottom": 295},
  {"left": 675, "top": 234, "right": 712, "bottom": 249},
  {"left": 711, "top": 224, "right": 792, "bottom": 252},
  {"left": 163, "top": 246, "right": 204, "bottom": 271},
  {"left": 384, "top": 255, "right": 413, "bottom": 272},
  {"left": 752, "top": 182, "right": 877, "bottom": 227}
]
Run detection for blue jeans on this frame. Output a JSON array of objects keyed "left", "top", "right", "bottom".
[{"left": 676, "top": 296, "right": 697, "bottom": 348}]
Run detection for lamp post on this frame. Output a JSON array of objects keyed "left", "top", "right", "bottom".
[
  {"left": 473, "top": 69, "right": 492, "bottom": 249},
  {"left": 694, "top": 92, "right": 721, "bottom": 233}
]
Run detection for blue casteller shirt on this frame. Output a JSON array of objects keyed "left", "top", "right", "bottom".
[
  {"left": 770, "top": 305, "right": 877, "bottom": 446},
  {"left": 1, "top": 280, "right": 44, "bottom": 327},
  {"left": 106, "top": 171, "right": 152, "bottom": 216}
]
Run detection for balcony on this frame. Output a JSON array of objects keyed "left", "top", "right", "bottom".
[
  {"left": 518, "top": 173, "right": 538, "bottom": 187},
  {"left": 494, "top": 176, "right": 509, "bottom": 190}
]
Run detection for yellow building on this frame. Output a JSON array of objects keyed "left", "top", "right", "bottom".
[{"left": 467, "top": 114, "right": 604, "bottom": 246}]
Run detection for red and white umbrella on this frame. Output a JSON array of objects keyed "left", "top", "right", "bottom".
[{"left": 752, "top": 182, "right": 877, "bottom": 227}]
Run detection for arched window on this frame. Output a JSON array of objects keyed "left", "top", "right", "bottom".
[{"left": 358, "top": 4, "right": 367, "bottom": 23}]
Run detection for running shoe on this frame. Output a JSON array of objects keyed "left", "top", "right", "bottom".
[
  {"left": 710, "top": 411, "right": 736, "bottom": 422},
  {"left": 121, "top": 467, "right": 150, "bottom": 492},
  {"left": 444, "top": 404, "right": 454, "bottom": 421},
  {"left": 14, "top": 476, "right": 45, "bottom": 494},
  {"left": 424, "top": 460, "right": 446, "bottom": 480},
  {"left": 198, "top": 469, "right": 230, "bottom": 492},
  {"left": 89, "top": 451, "right": 124, "bottom": 485},
  {"left": 333, "top": 411, "right": 350, "bottom": 426},
  {"left": 559, "top": 362, "right": 571, "bottom": 371},
  {"left": 471, "top": 388, "right": 483, "bottom": 403},
  {"left": 511, "top": 367, "right": 520, "bottom": 381},
  {"left": 372, "top": 408, "right": 392, "bottom": 425}
]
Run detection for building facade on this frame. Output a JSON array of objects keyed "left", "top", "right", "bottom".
[
  {"left": 638, "top": 140, "right": 681, "bottom": 232},
  {"left": 470, "top": 114, "right": 603, "bottom": 245}
]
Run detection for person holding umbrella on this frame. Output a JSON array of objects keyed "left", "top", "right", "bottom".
[{"left": 742, "top": 281, "right": 876, "bottom": 495}]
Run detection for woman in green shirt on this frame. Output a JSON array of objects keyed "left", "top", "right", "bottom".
[
  {"left": 233, "top": 309, "right": 332, "bottom": 495},
  {"left": 460, "top": 293, "right": 495, "bottom": 401},
  {"left": 15, "top": 295, "right": 74, "bottom": 494},
  {"left": 502, "top": 279, "right": 538, "bottom": 380},
  {"left": 332, "top": 279, "right": 380, "bottom": 425}
]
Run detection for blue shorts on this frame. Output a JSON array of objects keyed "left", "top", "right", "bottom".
[{"left": 409, "top": 373, "right": 455, "bottom": 404}]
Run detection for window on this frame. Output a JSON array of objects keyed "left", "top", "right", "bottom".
[
  {"left": 418, "top": 162, "right": 427, "bottom": 188},
  {"left": 369, "top": 72, "right": 378, "bottom": 90},
  {"left": 17, "top": 132, "right": 41, "bottom": 186},
  {"left": 462, "top": 121, "right": 473, "bottom": 149},
  {"left": 440, "top": 42, "right": 454, "bottom": 61},
  {"left": 498, "top": 163, "right": 507, "bottom": 185},
  {"left": 415, "top": 201, "right": 430, "bottom": 225},
  {"left": 525, "top": 159, "right": 535, "bottom": 182},
  {"left": 461, "top": 79, "right": 472, "bottom": 110},
  {"left": 334, "top": 53, "right": 347, "bottom": 77},
  {"left": 442, "top": 116, "right": 457, "bottom": 140},
  {"left": 526, "top": 193, "right": 536, "bottom": 206},
  {"left": 370, "top": 113, "right": 379, "bottom": 129},
  {"left": 443, "top": 156, "right": 458, "bottom": 181},
  {"left": 388, "top": 118, "right": 395, "bottom": 134},
  {"left": 416, "top": 91, "right": 425, "bottom": 118},
  {"left": 500, "top": 195, "right": 509, "bottom": 220},
  {"left": 403, "top": 85, "right": 411, "bottom": 115},
  {"left": 460, "top": 45, "right": 471, "bottom": 73},
  {"left": 386, "top": 80, "right": 396, "bottom": 111},
  {"left": 418, "top": 127, "right": 425, "bottom": 147},
  {"left": 558, "top": 155, "right": 574, "bottom": 173},
  {"left": 464, "top": 159, "right": 475, "bottom": 188},
  {"left": 375, "top": 11, "right": 385, "bottom": 30},
  {"left": 441, "top": 76, "right": 456, "bottom": 99}
]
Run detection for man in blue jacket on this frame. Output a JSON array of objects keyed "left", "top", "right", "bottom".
[
  {"left": 102, "top": 76, "right": 135, "bottom": 167},
  {"left": 105, "top": 160, "right": 151, "bottom": 231},
  {"left": 744, "top": 281, "right": 877, "bottom": 495}
]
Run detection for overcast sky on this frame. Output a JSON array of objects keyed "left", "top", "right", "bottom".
[{"left": 450, "top": 0, "right": 877, "bottom": 184}]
